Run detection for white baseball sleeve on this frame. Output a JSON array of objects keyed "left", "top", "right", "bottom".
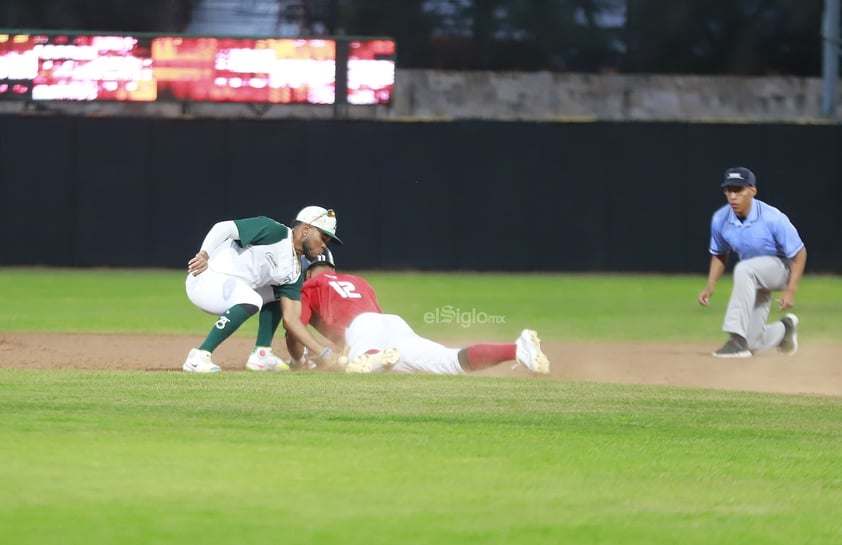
[{"left": 200, "top": 220, "right": 240, "bottom": 255}]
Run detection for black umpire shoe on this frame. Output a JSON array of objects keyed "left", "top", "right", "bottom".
[
  {"left": 778, "top": 313, "right": 799, "bottom": 356},
  {"left": 712, "top": 334, "right": 752, "bottom": 358}
]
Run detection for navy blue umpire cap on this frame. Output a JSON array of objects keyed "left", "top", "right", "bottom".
[{"left": 721, "top": 167, "right": 757, "bottom": 188}]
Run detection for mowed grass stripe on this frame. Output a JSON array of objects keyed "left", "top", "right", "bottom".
[
  {"left": 1, "top": 371, "right": 841, "bottom": 545},
  {"left": 1, "top": 269, "right": 841, "bottom": 342}
]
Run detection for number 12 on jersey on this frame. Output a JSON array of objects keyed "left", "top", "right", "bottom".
[{"left": 328, "top": 280, "right": 362, "bottom": 299}]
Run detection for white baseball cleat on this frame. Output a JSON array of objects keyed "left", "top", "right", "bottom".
[
  {"left": 515, "top": 329, "right": 550, "bottom": 374},
  {"left": 183, "top": 348, "right": 221, "bottom": 373},
  {"left": 778, "top": 313, "right": 799, "bottom": 356},
  {"left": 345, "top": 348, "right": 400, "bottom": 374},
  {"left": 246, "top": 347, "right": 290, "bottom": 372}
]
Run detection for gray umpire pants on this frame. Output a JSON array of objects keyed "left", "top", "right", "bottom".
[{"left": 723, "top": 255, "right": 790, "bottom": 353}]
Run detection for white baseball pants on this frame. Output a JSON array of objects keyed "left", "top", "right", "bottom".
[
  {"left": 345, "top": 313, "right": 463, "bottom": 375},
  {"left": 185, "top": 271, "right": 274, "bottom": 315}
]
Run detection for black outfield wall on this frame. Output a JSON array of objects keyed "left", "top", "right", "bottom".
[{"left": 1, "top": 115, "right": 839, "bottom": 272}]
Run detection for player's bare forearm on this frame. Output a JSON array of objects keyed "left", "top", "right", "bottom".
[
  {"left": 699, "top": 254, "right": 727, "bottom": 306},
  {"left": 280, "top": 297, "right": 333, "bottom": 355},
  {"left": 285, "top": 331, "right": 305, "bottom": 362},
  {"left": 707, "top": 254, "right": 727, "bottom": 287},
  {"left": 786, "top": 247, "right": 807, "bottom": 292},
  {"left": 777, "top": 246, "right": 807, "bottom": 310}
]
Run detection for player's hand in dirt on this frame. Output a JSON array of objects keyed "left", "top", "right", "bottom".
[{"left": 312, "top": 346, "right": 343, "bottom": 369}]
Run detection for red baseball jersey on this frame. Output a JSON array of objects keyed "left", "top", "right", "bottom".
[{"left": 300, "top": 272, "right": 382, "bottom": 344}]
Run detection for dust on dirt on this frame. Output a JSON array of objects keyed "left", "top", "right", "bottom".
[{"left": 2, "top": 332, "right": 839, "bottom": 396}]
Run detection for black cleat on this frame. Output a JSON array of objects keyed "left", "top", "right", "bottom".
[
  {"left": 778, "top": 313, "right": 799, "bottom": 355},
  {"left": 712, "top": 334, "right": 751, "bottom": 358}
]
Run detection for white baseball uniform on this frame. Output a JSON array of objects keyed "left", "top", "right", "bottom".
[{"left": 187, "top": 216, "right": 303, "bottom": 314}]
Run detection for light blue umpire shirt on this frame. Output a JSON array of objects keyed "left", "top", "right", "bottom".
[{"left": 709, "top": 199, "right": 804, "bottom": 261}]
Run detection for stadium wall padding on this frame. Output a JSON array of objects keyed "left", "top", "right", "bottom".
[{"left": 1, "top": 115, "right": 839, "bottom": 272}]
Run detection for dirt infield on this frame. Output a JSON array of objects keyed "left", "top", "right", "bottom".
[{"left": 1, "top": 332, "right": 840, "bottom": 397}]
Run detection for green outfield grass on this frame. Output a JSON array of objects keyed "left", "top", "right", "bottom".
[
  {"left": 1, "top": 268, "right": 841, "bottom": 545},
  {"left": 1, "top": 371, "right": 841, "bottom": 545},
  {"left": 1, "top": 268, "right": 841, "bottom": 342}
]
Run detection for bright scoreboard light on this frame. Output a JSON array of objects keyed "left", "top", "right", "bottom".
[
  {"left": 0, "top": 32, "right": 395, "bottom": 104},
  {"left": 348, "top": 39, "right": 396, "bottom": 105}
]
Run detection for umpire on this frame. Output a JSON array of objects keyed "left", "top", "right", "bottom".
[{"left": 698, "top": 167, "right": 807, "bottom": 358}]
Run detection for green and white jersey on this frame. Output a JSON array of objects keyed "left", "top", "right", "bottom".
[{"left": 207, "top": 216, "right": 302, "bottom": 292}]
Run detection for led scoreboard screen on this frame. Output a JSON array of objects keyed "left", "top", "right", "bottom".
[
  {"left": 0, "top": 32, "right": 395, "bottom": 104},
  {"left": 348, "top": 39, "right": 396, "bottom": 105}
]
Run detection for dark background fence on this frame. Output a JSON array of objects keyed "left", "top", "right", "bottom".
[{"left": 1, "top": 114, "right": 839, "bottom": 273}]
